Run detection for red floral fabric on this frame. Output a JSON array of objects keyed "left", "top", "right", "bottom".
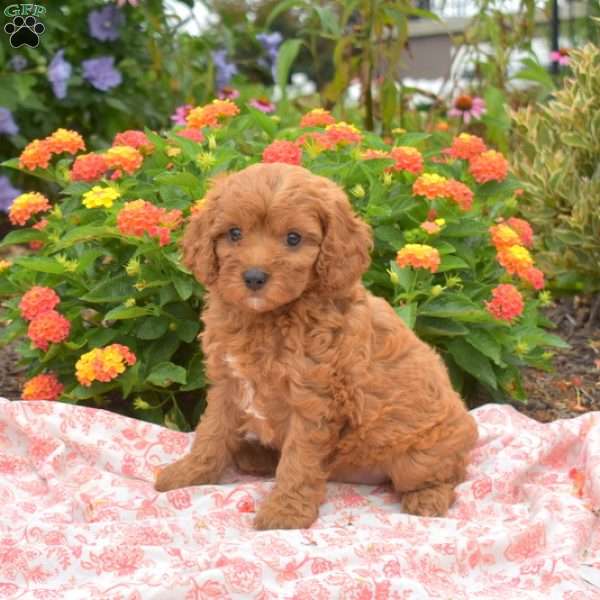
[{"left": 0, "top": 398, "right": 598, "bottom": 598}]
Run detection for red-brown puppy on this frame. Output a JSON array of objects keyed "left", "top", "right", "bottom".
[{"left": 155, "top": 163, "right": 478, "bottom": 530}]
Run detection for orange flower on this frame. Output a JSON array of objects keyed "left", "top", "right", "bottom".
[
  {"left": 521, "top": 266, "right": 545, "bottom": 290},
  {"left": 113, "top": 130, "right": 154, "bottom": 154},
  {"left": 8, "top": 192, "right": 51, "bottom": 226},
  {"left": 506, "top": 217, "right": 533, "bottom": 248},
  {"left": 324, "top": 122, "right": 362, "bottom": 146},
  {"left": 117, "top": 200, "right": 183, "bottom": 246},
  {"left": 104, "top": 145, "right": 144, "bottom": 175},
  {"left": 446, "top": 133, "right": 487, "bottom": 160},
  {"left": 175, "top": 128, "right": 205, "bottom": 143},
  {"left": 19, "top": 139, "right": 53, "bottom": 171},
  {"left": 19, "top": 286, "right": 60, "bottom": 321},
  {"left": 485, "top": 284, "right": 524, "bottom": 322},
  {"left": 300, "top": 108, "right": 336, "bottom": 128},
  {"left": 45, "top": 129, "right": 85, "bottom": 155},
  {"left": 390, "top": 146, "right": 423, "bottom": 174},
  {"left": 412, "top": 173, "right": 448, "bottom": 199},
  {"left": 420, "top": 221, "right": 441, "bottom": 235},
  {"left": 490, "top": 224, "right": 522, "bottom": 250},
  {"left": 22, "top": 373, "right": 64, "bottom": 401},
  {"left": 444, "top": 180, "right": 473, "bottom": 211},
  {"left": 497, "top": 245, "right": 534, "bottom": 276},
  {"left": 27, "top": 310, "right": 70, "bottom": 351},
  {"left": 469, "top": 150, "right": 509, "bottom": 184},
  {"left": 186, "top": 99, "right": 239, "bottom": 128},
  {"left": 190, "top": 198, "right": 206, "bottom": 215},
  {"left": 296, "top": 131, "right": 335, "bottom": 152},
  {"left": 30, "top": 218, "right": 48, "bottom": 250},
  {"left": 70, "top": 153, "right": 108, "bottom": 182},
  {"left": 262, "top": 140, "right": 302, "bottom": 165},
  {"left": 75, "top": 344, "right": 137, "bottom": 387},
  {"left": 396, "top": 244, "right": 440, "bottom": 273}
]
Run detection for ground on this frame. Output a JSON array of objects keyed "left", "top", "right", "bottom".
[{"left": 1, "top": 296, "right": 597, "bottom": 421}]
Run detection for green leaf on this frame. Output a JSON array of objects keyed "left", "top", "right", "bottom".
[
  {"left": 465, "top": 329, "right": 505, "bottom": 366},
  {"left": 381, "top": 79, "right": 398, "bottom": 132},
  {"left": 246, "top": 106, "right": 278, "bottom": 138},
  {"left": 13, "top": 257, "right": 65, "bottom": 274},
  {"left": 395, "top": 303, "right": 416, "bottom": 329},
  {"left": 447, "top": 339, "right": 498, "bottom": 390},
  {"left": 172, "top": 275, "right": 194, "bottom": 301},
  {"left": 0, "top": 229, "right": 45, "bottom": 248},
  {"left": 82, "top": 274, "right": 133, "bottom": 303},
  {"left": 174, "top": 319, "right": 201, "bottom": 343},
  {"left": 104, "top": 306, "right": 152, "bottom": 320},
  {"left": 437, "top": 255, "right": 470, "bottom": 272},
  {"left": 417, "top": 317, "right": 469, "bottom": 337},
  {"left": 54, "top": 225, "right": 117, "bottom": 250},
  {"left": 181, "top": 353, "right": 205, "bottom": 391},
  {"left": 419, "top": 298, "right": 490, "bottom": 322},
  {"left": 120, "top": 362, "right": 140, "bottom": 398},
  {"left": 136, "top": 316, "right": 169, "bottom": 340},
  {"left": 154, "top": 172, "right": 202, "bottom": 194},
  {"left": 276, "top": 39, "right": 303, "bottom": 97},
  {"left": 266, "top": 0, "right": 307, "bottom": 27},
  {"left": 164, "top": 399, "right": 190, "bottom": 432},
  {"left": 147, "top": 362, "right": 187, "bottom": 387},
  {"left": 389, "top": 261, "right": 415, "bottom": 292}
]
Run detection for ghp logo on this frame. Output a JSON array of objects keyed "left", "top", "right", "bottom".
[{"left": 4, "top": 4, "right": 46, "bottom": 48}]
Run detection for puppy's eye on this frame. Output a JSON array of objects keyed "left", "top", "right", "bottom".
[
  {"left": 286, "top": 232, "right": 302, "bottom": 247},
  {"left": 228, "top": 227, "right": 242, "bottom": 242}
]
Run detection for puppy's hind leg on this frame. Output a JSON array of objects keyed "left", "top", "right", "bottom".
[{"left": 233, "top": 438, "right": 280, "bottom": 477}]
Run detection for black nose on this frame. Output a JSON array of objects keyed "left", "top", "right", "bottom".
[{"left": 243, "top": 268, "right": 269, "bottom": 291}]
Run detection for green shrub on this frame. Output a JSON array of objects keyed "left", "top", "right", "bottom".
[
  {"left": 511, "top": 44, "right": 600, "bottom": 294},
  {"left": 0, "top": 103, "right": 564, "bottom": 429}
]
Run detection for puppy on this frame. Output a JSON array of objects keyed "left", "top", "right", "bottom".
[{"left": 155, "top": 163, "right": 478, "bottom": 530}]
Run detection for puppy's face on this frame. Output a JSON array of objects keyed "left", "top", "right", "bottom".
[{"left": 182, "top": 163, "right": 372, "bottom": 313}]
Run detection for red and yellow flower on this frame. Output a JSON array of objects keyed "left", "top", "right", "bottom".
[
  {"left": 497, "top": 244, "right": 534, "bottom": 276},
  {"left": 19, "top": 139, "right": 53, "bottom": 171},
  {"left": 104, "top": 145, "right": 144, "bottom": 176},
  {"left": 446, "top": 133, "right": 487, "bottom": 160},
  {"left": 117, "top": 200, "right": 183, "bottom": 246},
  {"left": 412, "top": 173, "right": 448, "bottom": 199},
  {"left": 75, "top": 344, "right": 137, "bottom": 387},
  {"left": 490, "top": 224, "right": 522, "bottom": 250},
  {"left": 485, "top": 284, "right": 524, "bottom": 322},
  {"left": 521, "top": 266, "right": 545, "bottom": 290},
  {"left": 469, "top": 150, "right": 509, "bottom": 184},
  {"left": 506, "top": 217, "right": 533, "bottom": 248},
  {"left": 186, "top": 99, "right": 240, "bottom": 129},
  {"left": 46, "top": 128, "right": 86, "bottom": 155},
  {"left": 113, "top": 130, "right": 154, "bottom": 154},
  {"left": 27, "top": 310, "right": 70, "bottom": 351},
  {"left": 8, "top": 192, "right": 51, "bottom": 226},
  {"left": 361, "top": 148, "right": 389, "bottom": 161},
  {"left": 390, "top": 146, "right": 423, "bottom": 174},
  {"left": 19, "top": 286, "right": 60, "bottom": 321},
  {"left": 300, "top": 108, "right": 336, "bottom": 128},
  {"left": 444, "top": 180, "right": 473, "bottom": 211},
  {"left": 262, "top": 140, "right": 302, "bottom": 165},
  {"left": 324, "top": 122, "right": 362, "bottom": 146},
  {"left": 396, "top": 244, "right": 441, "bottom": 273},
  {"left": 22, "top": 373, "right": 64, "bottom": 401},
  {"left": 70, "top": 153, "right": 108, "bottom": 182}
]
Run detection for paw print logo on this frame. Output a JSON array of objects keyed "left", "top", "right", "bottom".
[{"left": 5, "top": 15, "right": 45, "bottom": 48}]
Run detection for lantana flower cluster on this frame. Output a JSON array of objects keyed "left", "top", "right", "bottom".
[
  {"left": 19, "top": 129, "right": 85, "bottom": 170},
  {"left": 117, "top": 200, "right": 183, "bottom": 246},
  {"left": 75, "top": 344, "right": 137, "bottom": 387},
  {"left": 19, "top": 287, "right": 70, "bottom": 351}
]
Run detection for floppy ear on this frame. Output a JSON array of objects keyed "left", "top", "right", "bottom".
[
  {"left": 315, "top": 179, "right": 373, "bottom": 295},
  {"left": 181, "top": 174, "right": 228, "bottom": 287}
]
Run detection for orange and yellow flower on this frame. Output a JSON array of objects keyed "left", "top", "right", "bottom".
[
  {"left": 262, "top": 140, "right": 302, "bottom": 165},
  {"left": 300, "top": 108, "right": 336, "bottom": 128},
  {"left": 446, "top": 133, "right": 487, "bottom": 160},
  {"left": 19, "top": 139, "right": 53, "bottom": 171},
  {"left": 82, "top": 186, "right": 121, "bottom": 209},
  {"left": 324, "top": 122, "right": 362, "bottom": 146},
  {"left": 22, "top": 373, "right": 64, "bottom": 401},
  {"left": 104, "top": 145, "right": 144, "bottom": 176},
  {"left": 8, "top": 192, "right": 51, "bottom": 226},
  {"left": 497, "top": 244, "right": 534, "bottom": 276},
  {"left": 117, "top": 200, "right": 183, "bottom": 246},
  {"left": 485, "top": 284, "right": 524, "bottom": 322},
  {"left": 19, "top": 286, "right": 60, "bottom": 321},
  {"left": 296, "top": 131, "right": 335, "bottom": 154},
  {"left": 396, "top": 244, "right": 440, "bottom": 273},
  {"left": 521, "top": 266, "right": 545, "bottom": 290},
  {"left": 444, "top": 180, "right": 473, "bottom": 211},
  {"left": 186, "top": 99, "right": 240, "bottom": 129},
  {"left": 412, "top": 173, "right": 448, "bottom": 199},
  {"left": 113, "top": 130, "right": 154, "bottom": 154},
  {"left": 469, "top": 150, "right": 509, "bottom": 184},
  {"left": 0, "top": 259, "right": 11, "bottom": 272},
  {"left": 420, "top": 220, "right": 442, "bottom": 235},
  {"left": 390, "top": 146, "right": 423, "bottom": 174},
  {"left": 506, "top": 217, "right": 533, "bottom": 248},
  {"left": 70, "top": 153, "right": 108, "bottom": 182},
  {"left": 190, "top": 197, "right": 206, "bottom": 215},
  {"left": 490, "top": 224, "right": 522, "bottom": 250},
  {"left": 46, "top": 128, "right": 86, "bottom": 155},
  {"left": 361, "top": 148, "right": 390, "bottom": 161},
  {"left": 75, "top": 344, "right": 137, "bottom": 387},
  {"left": 175, "top": 128, "right": 205, "bottom": 143},
  {"left": 27, "top": 310, "right": 70, "bottom": 351}
]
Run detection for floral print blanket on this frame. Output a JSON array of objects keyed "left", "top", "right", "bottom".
[{"left": 0, "top": 398, "right": 599, "bottom": 599}]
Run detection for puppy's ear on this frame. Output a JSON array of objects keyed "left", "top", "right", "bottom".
[
  {"left": 181, "top": 173, "right": 228, "bottom": 286},
  {"left": 315, "top": 179, "right": 373, "bottom": 295}
]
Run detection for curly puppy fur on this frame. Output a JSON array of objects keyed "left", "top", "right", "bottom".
[{"left": 155, "top": 163, "right": 478, "bottom": 530}]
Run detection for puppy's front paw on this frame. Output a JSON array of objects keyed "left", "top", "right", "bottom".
[
  {"left": 254, "top": 495, "right": 318, "bottom": 530},
  {"left": 154, "top": 457, "right": 218, "bottom": 492}
]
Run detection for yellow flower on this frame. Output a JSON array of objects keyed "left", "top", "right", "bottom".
[
  {"left": 351, "top": 184, "right": 366, "bottom": 198},
  {"left": 396, "top": 244, "right": 441, "bottom": 273},
  {"left": 191, "top": 197, "right": 207, "bottom": 215},
  {"left": 412, "top": 173, "right": 449, "bottom": 199},
  {"left": 207, "top": 134, "right": 217, "bottom": 150},
  {"left": 196, "top": 151, "right": 216, "bottom": 170},
  {"left": 382, "top": 172, "right": 393, "bottom": 186},
  {"left": 133, "top": 397, "right": 151, "bottom": 410},
  {"left": 166, "top": 146, "right": 182, "bottom": 157},
  {"left": 124, "top": 298, "right": 136, "bottom": 307},
  {"left": 0, "top": 259, "right": 11, "bottom": 273},
  {"left": 82, "top": 186, "right": 120, "bottom": 209},
  {"left": 125, "top": 257, "right": 141, "bottom": 277}
]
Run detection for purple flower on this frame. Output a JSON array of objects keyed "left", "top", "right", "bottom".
[
  {"left": 0, "top": 108, "right": 19, "bottom": 136},
  {"left": 0, "top": 176, "right": 21, "bottom": 213},
  {"left": 170, "top": 104, "right": 192, "bottom": 125},
  {"left": 550, "top": 48, "right": 570, "bottom": 66},
  {"left": 218, "top": 86, "right": 240, "bottom": 101},
  {"left": 448, "top": 94, "right": 486, "bottom": 124},
  {"left": 9, "top": 55, "right": 28, "bottom": 72},
  {"left": 47, "top": 49, "right": 72, "bottom": 100},
  {"left": 82, "top": 56, "right": 122, "bottom": 92},
  {"left": 249, "top": 97, "right": 276, "bottom": 113},
  {"left": 212, "top": 50, "right": 238, "bottom": 90},
  {"left": 88, "top": 5, "right": 124, "bottom": 42},
  {"left": 257, "top": 31, "right": 283, "bottom": 79}
]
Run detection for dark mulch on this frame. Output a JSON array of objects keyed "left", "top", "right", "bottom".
[{"left": 0, "top": 343, "right": 25, "bottom": 401}]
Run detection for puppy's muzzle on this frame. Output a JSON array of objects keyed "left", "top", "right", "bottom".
[{"left": 243, "top": 268, "right": 269, "bottom": 291}]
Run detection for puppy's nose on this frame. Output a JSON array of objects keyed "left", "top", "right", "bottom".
[{"left": 243, "top": 268, "right": 269, "bottom": 291}]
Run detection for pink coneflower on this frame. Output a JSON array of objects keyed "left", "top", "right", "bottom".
[
  {"left": 550, "top": 48, "right": 570, "bottom": 65},
  {"left": 448, "top": 94, "right": 486, "bottom": 124},
  {"left": 170, "top": 104, "right": 193, "bottom": 125},
  {"left": 116, "top": 0, "right": 139, "bottom": 6},
  {"left": 218, "top": 86, "right": 240, "bottom": 101},
  {"left": 249, "top": 97, "right": 276, "bottom": 113}
]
